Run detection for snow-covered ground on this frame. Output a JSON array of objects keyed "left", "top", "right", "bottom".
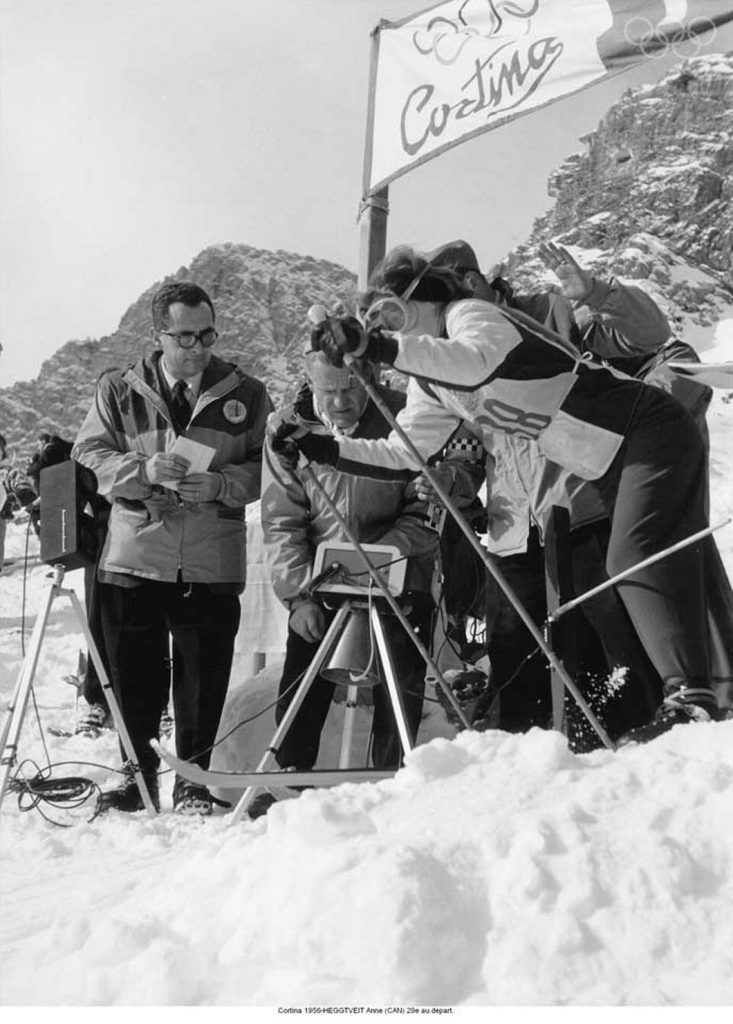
[{"left": 1, "top": 340, "right": 732, "bottom": 1008}]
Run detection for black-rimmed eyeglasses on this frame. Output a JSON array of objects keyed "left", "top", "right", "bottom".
[{"left": 157, "top": 328, "right": 218, "bottom": 349}]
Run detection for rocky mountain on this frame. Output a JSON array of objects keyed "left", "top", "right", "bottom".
[
  {"left": 1, "top": 52, "right": 732, "bottom": 464},
  {"left": 0, "top": 244, "right": 356, "bottom": 458},
  {"left": 507, "top": 52, "right": 733, "bottom": 347}
]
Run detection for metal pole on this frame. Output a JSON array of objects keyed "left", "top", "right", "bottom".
[
  {"left": 358, "top": 190, "right": 389, "bottom": 290},
  {"left": 301, "top": 464, "right": 472, "bottom": 731},
  {"left": 0, "top": 568, "right": 59, "bottom": 814},
  {"left": 338, "top": 686, "right": 360, "bottom": 769},
  {"left": 228, "top": 604, "right": 353, "bottom": 825},
  {"left": 371, "top": 605, "right": 414, "bottom": 757},
  {"left": 547, "top": 518, "right": 732, "bottom": 623},
  {"left": 67, "top": 588, "right": 158, "bottom": 817},
  {"left": 358, "top": 23, "right": 389, "bottom": 289},
  {"left": 343, "top": 364, "right": 615, "bottom": 751}
]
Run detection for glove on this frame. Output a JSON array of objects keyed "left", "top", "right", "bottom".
[
  {"left": 270, "top": 421, "right": 302, "bottom": 472},
  {"left": 296, "top": 432, "right": 339, "bottom": 467},
  {"left": 270, "top": 422, "right": 339, "bottom": 470},
  {"left": 143, "top": 452, "right": 190, "bottom": 485},
  {"left": 143, "top": 489, "right": 177, "bottom": 522},
  {"left": 309, "top": 316, "right": 397, "bottom": 368},
  {"left": 289, "top": 599, "right": 326, "bottom": 643}
]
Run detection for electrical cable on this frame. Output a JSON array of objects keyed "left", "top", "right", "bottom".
[
  {"left": 348, "top": 580, "right": 377, "bottom": 684},
  {"left": 342, "top": 554, "right": 409, "bottom": 580},
  {"left": 7, "top": 758, "right": 114, "bottom": 826},
  {"left": 155, "top": 666, "right": 312, "bottom": 774}
]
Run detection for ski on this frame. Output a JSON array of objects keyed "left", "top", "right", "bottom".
[{"left": 151, "top": 740, "right": 397, "bottom": 790}]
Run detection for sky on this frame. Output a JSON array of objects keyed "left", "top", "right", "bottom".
[{"left": 1, "top": 0, "right": 733, "bottom": 387}]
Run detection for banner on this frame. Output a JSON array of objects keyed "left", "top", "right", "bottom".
[{"left": 363, "top": 0, "right": 733, "bottom": 196}]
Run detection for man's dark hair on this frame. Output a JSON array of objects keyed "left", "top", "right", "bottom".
[
  {"left": 151, "top": 282, "right": 216, "bottom": 330},
  {"left": 366, "top": 245, "right": 469, "bottom": 305}
]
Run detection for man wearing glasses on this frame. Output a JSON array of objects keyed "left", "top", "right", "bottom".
[{"left": 73, "top": 282, "right": 272, "bottom": 815}]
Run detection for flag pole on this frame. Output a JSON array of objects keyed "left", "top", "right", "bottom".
[{"left": 358, "top": 22, "right": 389, "bottom": 288}]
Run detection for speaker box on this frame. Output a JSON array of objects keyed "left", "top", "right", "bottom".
[{"left": 39, "top": 461, "right": 96, "bottom": 570}]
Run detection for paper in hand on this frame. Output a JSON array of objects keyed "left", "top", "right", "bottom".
[{"left": 160, "top": 437, "right": 217, "bottom": 489}]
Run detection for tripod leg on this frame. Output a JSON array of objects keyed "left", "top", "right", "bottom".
[
  {"left": 0, "top": 574, "right": 58, "bottom": 815},
  {"left": 301, "top": 465, "right": 472, "bottom": 731},
  {"left": 371, "top": 606, "right": 414, "bottom": 759},
  {"left": 338, "top": 686, "right": 360, "bottom": 769},
  {"left": 228, "top": 603, "right": 351, "bottom": 826},
  {"left": 67, "top": 589, "right": 158, "bottom": 818}
]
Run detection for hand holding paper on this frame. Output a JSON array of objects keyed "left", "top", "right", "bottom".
[
  {"left": 146, "top": 451, "right": 191, "bottom": 485},
  {"left": 158, "top": 437, "right": 217, "bottom": 491}
]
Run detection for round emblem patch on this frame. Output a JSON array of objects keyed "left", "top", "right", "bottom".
[{"left": 223, "top": 399, "right": 247, "bottom": 424}]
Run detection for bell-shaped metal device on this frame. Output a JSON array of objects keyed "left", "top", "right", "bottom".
[{"left": 321, "top": 607, "right": 381, "bottom": 687}]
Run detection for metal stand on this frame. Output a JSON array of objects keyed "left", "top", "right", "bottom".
[
  {"left": 0, "top": 564, "right": 158, "bottom": 818},
  {"left": 229, "top": 597, "right": 414, "bottom": 826}
]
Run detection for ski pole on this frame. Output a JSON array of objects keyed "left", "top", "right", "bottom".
[
  {"left": 342, "top": 359, "right": 615, "bottom": 751},
  {"left": 546, "top": 518, "right": 732, "bottom": 623},
  {"left": 300, "top": 465, "right": 472, "bottom": 730}
]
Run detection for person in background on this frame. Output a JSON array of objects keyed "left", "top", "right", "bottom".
[
  {"left": 0, "top": 434, "right": 11, "bottom": 572},
  {"left": 0, "top": 434, "right": 39, "bottom": 568},
  {"left": 262, "top": 349, "right": 439, "bottom": 804},
  {"left": 73, "top": 281, "right": 272, "bottom": 815}
]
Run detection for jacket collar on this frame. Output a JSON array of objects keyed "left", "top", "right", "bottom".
[
  {"left": 289, "top": 381, "right": 398, "bottom": 440},
  {"left": 122, "top": 352, "right": 243, "bottom": 425}
]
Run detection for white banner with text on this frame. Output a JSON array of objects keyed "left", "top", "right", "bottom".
[{"left": 364, "top": 0, "right": 733, "bottom": 195}]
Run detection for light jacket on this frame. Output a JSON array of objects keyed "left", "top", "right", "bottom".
[
  {"left": 336, "top": 299, "right": 644, "bottom": 486},
  {"left": 72, "top": 352, "right": 272, "bottom": 587},
  {"left": 484, "top": 277, "right": 676, "bottom": 554},
  {"left": 262, "top": 383, "right": 438, "bottom": 608}
]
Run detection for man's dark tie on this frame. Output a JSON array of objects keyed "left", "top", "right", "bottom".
[{"left": 170, "top": 380, "right": 191, "bottom": 433}]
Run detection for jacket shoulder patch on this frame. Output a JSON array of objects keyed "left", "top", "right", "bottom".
[{"left": 223, "top": 399, "right": 248, "bottom": 424}]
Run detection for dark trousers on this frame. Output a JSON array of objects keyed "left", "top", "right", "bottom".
[
  {"left": 84, "top": 572, "right": 172, "bottom": 715},
  {"left": 486, "top": 524, "right": 662, "bottom": 739},
  {"left": 596, "top": 385, "right": 709, "bottom": 690},
  {"left": 81, "top": 520, "right": 112, "bottom": 707},
  {"left": 487, "top": 385, "right": 709, "bottom": 736},
  {"left": 275, "top": 601, "right": 429, "bottom": 770},
  {"left": 101, "top": 581, "right": 241, "bottom": 772}
]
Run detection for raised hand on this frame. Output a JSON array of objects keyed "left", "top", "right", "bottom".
[{"left": 538, "top": 242, "right": 594, "bottom": 302}]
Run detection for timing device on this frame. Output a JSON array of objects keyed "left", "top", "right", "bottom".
[{"left": 311, "top": 541, "right": 406, "bottom": 598}]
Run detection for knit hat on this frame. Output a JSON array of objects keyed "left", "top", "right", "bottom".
[{"left": 425, "top": 239, "right": 481, "bottom": 273}]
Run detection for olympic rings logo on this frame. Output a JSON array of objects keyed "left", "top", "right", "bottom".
[{"left": 622, "top": 17, "right": 718, "bottom": 60}]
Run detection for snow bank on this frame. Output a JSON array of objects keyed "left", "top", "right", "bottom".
[
  {"left": 1, "top": 717, "right": 733, "bottom": 1006},
  {"left": 1, "top": 523, "right": 733, "bottom": 1006}
]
